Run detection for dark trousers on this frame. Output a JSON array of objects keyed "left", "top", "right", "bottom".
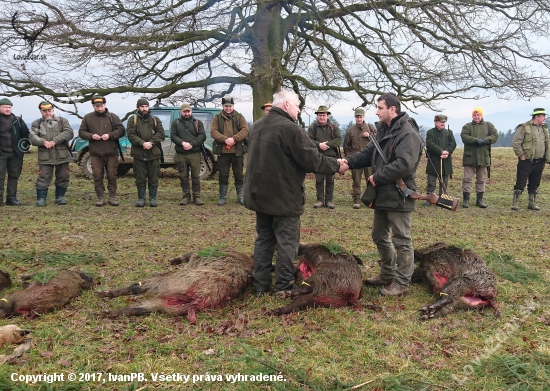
[
  {"left": 218, "top": 153, "right": 244, "bottom": 186},
  {"left": 351, "top": 167, "right": 370, "bottom": 202},
  {"left": 314, "top": 173, "right": 335, "bottom": 202},
  {"left": 252, "top": 212, "right": 301, "bottom": 293},
  {"left": 91, "top": 155, "right": 118, "bottom": 192},
  {"left": 372, "top": 209, "right": 414, "bottom": 287},
  {"left": 133, "top": 159, "right": 160, "bottom": 187},
  {"left": 513, "top": 158, "right": 546, "bottom": 194},
  {"left": 36, "top": 163, "right": 70, "bottom": 189},
  {"left": 0, "top": 156, "right": 24, "bottom": 200}
]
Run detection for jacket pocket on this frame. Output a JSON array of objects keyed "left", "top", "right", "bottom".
[{"left": 38, "top": 149, "right": 50, "bottom": 162}]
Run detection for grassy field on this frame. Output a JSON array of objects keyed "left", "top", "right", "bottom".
[{"left": 0, "top": 148, "right": 549, "bottom": 390}]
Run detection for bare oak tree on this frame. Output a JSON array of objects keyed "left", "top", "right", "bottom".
[{"left": 1, "top": 0, "right": 550, "bottom": 120}]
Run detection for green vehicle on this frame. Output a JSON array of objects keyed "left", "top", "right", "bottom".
[{"left": 70, "top": 106, "right": 220, "bottom": 179}]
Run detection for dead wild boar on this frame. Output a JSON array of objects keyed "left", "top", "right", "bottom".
[
  {"left": 412, "top": 242, "right": 500, "bottom": 320},
  {"left": 96, "top": 248, "right": 253, "bottom": 324},
  {"left": 270, "top": 243, "right": 363, "bottom": 315},
  {"left": 0, "top": 270, "right": 11, "bottom": 292},
  {"left": 0, "top": 270, "right": 94, "bottom": 319}
]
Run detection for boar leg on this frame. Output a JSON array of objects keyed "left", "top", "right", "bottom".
[
  {"left": 269, "top": 294, "right": 316, "bottom": 316},
  {"left": 96, "top": 282, "right": 150, "bottom": 298},
  {"left": 102, "top": 297, "right": 189, "bottom": 318},
  {"left": 419, "top": 295, "right": 454, "bottom": 320}
]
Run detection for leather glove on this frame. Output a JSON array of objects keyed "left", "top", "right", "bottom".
[{"left": 476, "top": 138, "right": 485, "bottom": 145}]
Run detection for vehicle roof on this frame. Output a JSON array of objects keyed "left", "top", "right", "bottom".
[{"left": 151, "top": 106, "right": 221, "bottom": 114}]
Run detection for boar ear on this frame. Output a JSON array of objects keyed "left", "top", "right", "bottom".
[
  {"left": 18, "top": 330, "right": 31, "bottom": 336},
  {"left": 352, "top": 255, "right": 364, "bottom": 265},
  {"left": 298, "top": 243, "right": 311, "bottom": 255}
]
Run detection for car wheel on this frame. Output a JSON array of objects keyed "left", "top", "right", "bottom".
[
  {"left": 199, "top": 153, "right": 214, "bottom": 180},
  {"left": 79, "top": 151, "right": 94, "bottom": 179}
]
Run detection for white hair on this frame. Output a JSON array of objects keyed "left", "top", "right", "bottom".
[{"left": 272, "top": 90, "right": 300, "bottom": 107}]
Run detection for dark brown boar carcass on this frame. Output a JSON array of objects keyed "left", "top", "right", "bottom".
[
  {"left": 96, "top": 248, "right": 253, "bottom": 324},
  {"left": 0, "top": 270, "right": 11, "bottom": 291},
  {"left": 270, "top": 243, "right": 363, "bottom": 315},
  {"left": 0, "top": 269, "right": 94, "bottom": 319},
  {"left": 412, "top": 242, "right": 500, "bottom": 320}
]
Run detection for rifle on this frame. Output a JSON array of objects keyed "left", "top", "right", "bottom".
[
  {"left": 192, "top": 119, "right": 211, "bottom": 172},
  {"left": 368, "top": 127, "right": 459, "bottom": 211}
]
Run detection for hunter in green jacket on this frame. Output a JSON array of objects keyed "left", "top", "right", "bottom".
[
  {"left": 127, "top": 98, "right": 165, "bottom": 207},
  {"left": 460, "top": 107, "right": 498, "bottom": 208}
]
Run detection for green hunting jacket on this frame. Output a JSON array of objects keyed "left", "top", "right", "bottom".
[
  {"left": 307, "top": 121, "right": 342, "bottom": 157},
  {"left": 170, "top": 115, "right": 206, "bottom": 156},
  {"left": 460, "top": 119, "right": 498, "bottom": 167},
  {"left": 243, "top": 107, "right": 339, "bottom": 217},
  {"left": 425, "top": 127, "right": 456, "bottom": 176},
  {"left": 345, "top": 113, "right": 423, "bottom": 212},
  {"left": 29, "top": 115, "right": 74, "bottom": 165},
  {"left": 0, "top": 113, "right": 30, "bottom": 158},
  {"left": 127, "top": 112, "right": 165, "bottom": 161},
  {"left": 512, "top": 120, "right": 550, "bottom": 161}
]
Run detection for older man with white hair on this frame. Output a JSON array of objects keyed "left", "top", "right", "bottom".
[{"left": 243, "top": 90, "right": 342, "bottom": 298}]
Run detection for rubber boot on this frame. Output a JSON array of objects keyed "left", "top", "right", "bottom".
[
  {"left": 325, "top": 181, "right": 334, "bottom": 209},
  {"left": 192, "top": 177, "right": 203, "bottom": 205},
  {"left": 236, "top": 184, "right": 244, "bottom": 205},
  {"left": 314, "top": 182, "right": 324, "bottom": 208},
  {"left": 108, "top": 189, "right": 119, "bottom": 206},
  {"left": 217, "top": 184, "right": 228, "bottom": 206},
  {"left": 528, "top": 194, "right": 541, "bottom": 210},
  {"left": 462, "top": 192, "right": 470, "bottom": 208},
  {"left": 511, "top": 190, "right": 522, "bottom": 210},
  {"left": 36, "top": 189, "right": 48, "bottom": 207},
  {"left": 179, "top": 177, "right": 190, "bottom": 205},
  {"left": 136, "top": 186, "right": 146, "bottom": 207},
  {"left": 95, "top": 188, "right": 105, "bottom": 207},
  {"left": 55, "top": 187, "right": 67, "bottom": 205},
  {"left": 476, "top": 192, "right": 487, "bottom": 208},
  {"left": 149, "top": 187, "right": 158, "bottom": 207}
]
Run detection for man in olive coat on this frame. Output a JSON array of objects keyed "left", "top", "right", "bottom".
[
  {"left": 127, "top": 98, "right": 165, "bottom": 207},
  {"left": 210, "top": 96, "right": 248, "bottom": 206},
  {"left": 424, "top": 114, "right": 456, "bottom": 205},
  {"left": 460, "top": 107, "right": 498, "bottom": 208},
  {"left": 244, "top": 90, "right": 341, "bottom": 297},
  {"left": 29, "top": 101, "right": 74, "bottom": 206},
  {"left": 343, "top": 108, "right": 375, "bottom": 209},
  {"left": 308, "top": 106, "right": 342, "bottom": 209},
  {"left": 340, "top": 93, "right": 423, "bottom": 297},
  {"left": 511, "top": 108, "right": 550, "bottom": 210},
  {"left": 0, "top": 98, "right": 30, "bottom": 206},
  {"left": 78, "top": 96, "right": 126, "bottom": 206},
  {"left": 170, "top": 103, "right": 206, "bottom": 206}
]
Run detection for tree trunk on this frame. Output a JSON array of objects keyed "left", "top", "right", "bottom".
[{"left": 250, "top": 3, "right": 284, "bottom": 121}]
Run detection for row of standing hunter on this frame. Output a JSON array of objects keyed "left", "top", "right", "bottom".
[{"left": 424, "top": 107, "right": 549, "bottom": 211}]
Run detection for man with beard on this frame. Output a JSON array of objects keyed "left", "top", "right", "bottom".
[
  {"left": 211, "top": 96, "right": 249, "bottom": 206},
  {"left": 170, "top": 103, "right": 206, "bottom": 206},
  {"left": 127, "top": 98, "right": 166, "bottom": 207},
  {"left": 78, "top": 96, "right": 126, "bottom": 206}
]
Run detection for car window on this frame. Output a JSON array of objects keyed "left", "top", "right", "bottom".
[
  {"left": 150, "top": 111, "right": 173, "bottom": 134},
  {"left": 193, "top": 112, "right": 213, "bottom": 132}
]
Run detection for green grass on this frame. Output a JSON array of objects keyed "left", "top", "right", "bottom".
[{"left": 0, "top": 148, "right": 549, "bottom": 390}]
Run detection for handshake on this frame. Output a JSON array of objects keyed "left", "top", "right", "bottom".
[{"left": 337, "top": 159, "right": 349, "bottom": 175}]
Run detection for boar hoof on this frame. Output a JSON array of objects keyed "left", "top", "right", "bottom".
[{"left": 420, "top": 314, "right": 429, "bottom": 321}]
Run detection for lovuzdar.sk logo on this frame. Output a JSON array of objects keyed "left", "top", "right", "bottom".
[{"left": 11, "top": 11, "right": 48, "bottom": 61}]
